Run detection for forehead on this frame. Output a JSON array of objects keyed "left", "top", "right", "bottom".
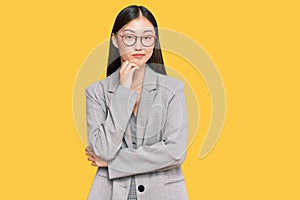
[{"left": 119, "top": 17, "right": 155, "bottom": 34}]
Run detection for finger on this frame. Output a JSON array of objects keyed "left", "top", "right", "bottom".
[
  {"left": 120, "top": 60, "right": 129, "bottom": 75},
  {"left": 87, "top": 157, "right": 93, "bottom": 161},
  {"left": 87, "top": 156, "right": 95, "bottom": 161},
  {"left": 85, "top": 149, "right": 96, "bottom": 157},
  {"left": 127, "top": 65, "right": 140, "bottom": 75},
  {"left": 123, "top": 65, "right": 139, "bottom": 77},
  {"left": 123, "top": 62, "right": 139, "bottom": 75},
  {"left": 89, "top": 151, "right": 96, "bottom": 157},
  {"left": 85, "top": 146, "right": 92, "bottom": 153},
  {"left": 127, "top": 63, "right": 139, "bottom": 71},
  {"left": 92, "top": 162, "right": 98, "bottom": 167},
  {"left": 85, "top": 150, "right": 93, "bottom": 156}
]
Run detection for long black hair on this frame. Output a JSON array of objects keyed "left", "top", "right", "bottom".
[{"left": 106, "top": 5, "right": 167, "bottom": 77}]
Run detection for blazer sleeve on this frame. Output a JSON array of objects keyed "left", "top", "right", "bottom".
[
  {"left": 107, "top": 82, "right": 188, "bottom": 179},
  {"left": 86, "top": 82, "right": 138, "bottom": 161}
]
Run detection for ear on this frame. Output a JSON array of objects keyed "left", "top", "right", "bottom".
[{"left": 111, "top": 33, "right": 119, "bottom": 48}]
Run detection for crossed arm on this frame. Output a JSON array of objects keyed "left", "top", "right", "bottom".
[{"left": 85, "top": 81, "right": 188, "bottom": 179}]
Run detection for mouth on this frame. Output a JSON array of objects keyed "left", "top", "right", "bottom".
[{"left": 132, "top": 53, "right": 145, "bottom": 58}]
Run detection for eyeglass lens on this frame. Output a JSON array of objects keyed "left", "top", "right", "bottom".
[{"left": 122, "top": 35, "right": 155, "bottom": 47}]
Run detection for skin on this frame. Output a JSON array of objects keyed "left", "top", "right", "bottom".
[{"left": 86, "top": 15, "right": 156, "bottom": 167}]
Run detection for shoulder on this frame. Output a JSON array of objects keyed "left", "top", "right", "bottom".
[{"left": 85, "top": 76, "right": 111, "bottom": 96}]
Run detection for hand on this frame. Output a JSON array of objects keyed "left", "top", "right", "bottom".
[
  {"left": 119, "top": 60, "right": 140, "bottom": 89},
  {"left": 85, "top": 146, "right": 108, "bottom": 167}
]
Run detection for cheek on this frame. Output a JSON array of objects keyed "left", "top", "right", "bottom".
[
  {"left": 118, "top": 45, "right": 134, "bottom": 56},
  {"left": 145, "top": 49, "right": 154, "bottom": 61},
  {"left": 118, "top": 46, "right": 134, "bottom": 61}
]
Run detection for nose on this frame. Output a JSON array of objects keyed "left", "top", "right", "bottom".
[{"left": 134, "top": 38, "right": 143, "bottom": 50}]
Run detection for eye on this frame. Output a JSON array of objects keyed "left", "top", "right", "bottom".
[
  {"left": 124, "top": 35, "right": 135, "bottom": 40},
  {"left": 143, "top": 35, "right": 153, "bottom": 40}
]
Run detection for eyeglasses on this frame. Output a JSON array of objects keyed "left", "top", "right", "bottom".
[{"left": 118, "top": 34, "right": 157, "bottom": 47}]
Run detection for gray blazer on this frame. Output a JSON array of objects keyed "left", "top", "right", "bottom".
[{"left": 86, "top": 65, "right": 189, "bottom": 200}]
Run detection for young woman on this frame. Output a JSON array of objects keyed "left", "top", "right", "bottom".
[{"left": 85, "top": 5, "right": 189, "bottom": 200}]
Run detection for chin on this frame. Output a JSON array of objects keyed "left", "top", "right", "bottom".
[{"left": 131, "top": 59, "right": 147, "bottom": 67}]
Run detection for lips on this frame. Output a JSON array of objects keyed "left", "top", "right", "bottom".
[{"left": 132, "top": 53, "right": 145, "bottom": 58}]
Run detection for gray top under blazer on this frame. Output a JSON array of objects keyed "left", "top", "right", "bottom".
[
  {"left": 86, "top": 64, "right": 189, "bottom": 200},
  {"left": 127, "top": 112, "right": 138, "bottom": 200}
]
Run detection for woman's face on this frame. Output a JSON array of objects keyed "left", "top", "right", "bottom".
[{"left": 112, "top": 16, "right": 156, "bottom": 67}]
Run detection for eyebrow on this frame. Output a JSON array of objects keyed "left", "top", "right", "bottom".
[{"left": 123, "top": 29, "right": 154, "bottom": 33}]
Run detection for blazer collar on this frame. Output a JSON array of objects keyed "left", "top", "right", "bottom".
[{"left": 108, "top": 64, "right": 157, "bottom": 93}]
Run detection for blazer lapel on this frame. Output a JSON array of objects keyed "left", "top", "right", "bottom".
[
  {"left": 106, "top": 65, "right": 158, "bottom": 148},
  {"left": 136, "top": 65, "right": 157, "bottom": 147},
  {"left": 107, "top": 67, "right": 134, "bottom": 148}
]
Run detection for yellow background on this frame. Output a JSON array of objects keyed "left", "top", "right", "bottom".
[{"left": 1, "top": 0, "right": 299, "bottom": 199}]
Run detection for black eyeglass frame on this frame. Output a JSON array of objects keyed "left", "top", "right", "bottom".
[{"left": 117, "top": 34, "right": 157, "bottom": 47}]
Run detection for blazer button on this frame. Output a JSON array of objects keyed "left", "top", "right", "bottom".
[{"left": 138, "top": 185, "right": 145, "bottom": 192}]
